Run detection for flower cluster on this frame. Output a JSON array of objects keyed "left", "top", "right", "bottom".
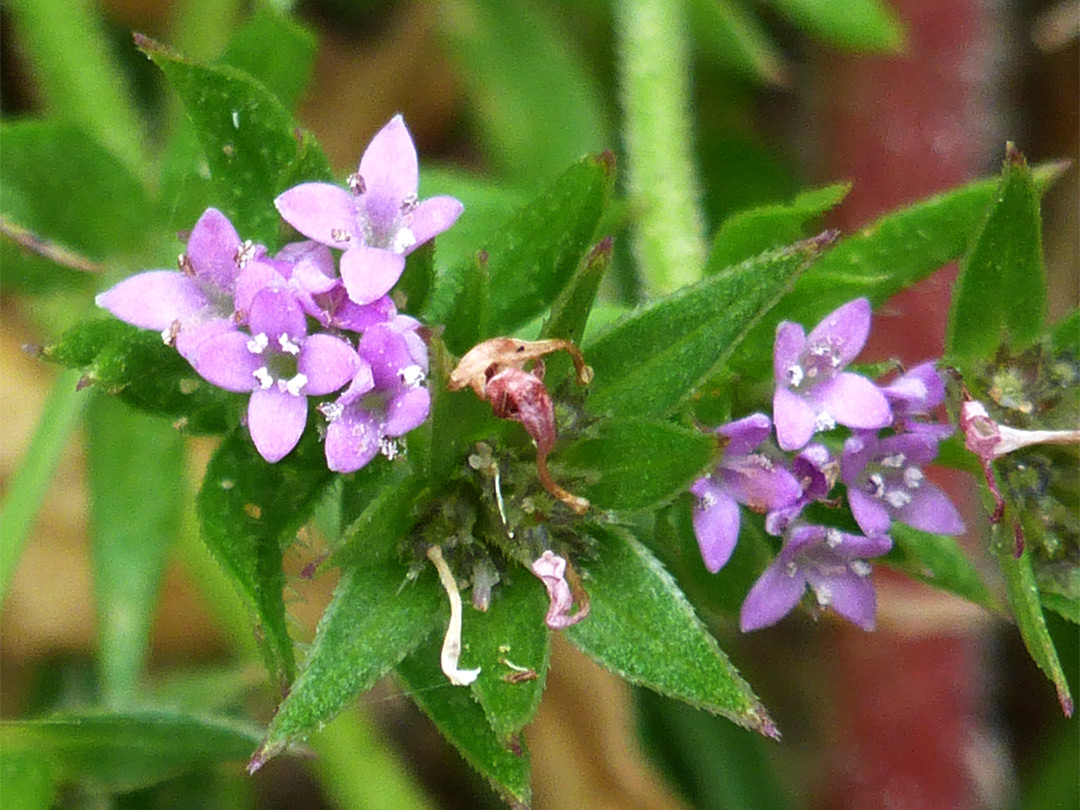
[
  {"left": 97, "top": 116, "right": 461, "bottom": 470},
  {"left": 690, "top": 298, "right": 965, "bottom": 632}
]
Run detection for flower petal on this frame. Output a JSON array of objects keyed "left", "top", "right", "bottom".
[
  {"left": 896, "top": 480, "right": 966, "bottom": 535},
  {"left": 806, "top": 568, "right": 877, "bottom": 630},
  {"left": 812, "top": 372, "right": 892, "bottom": 430},
  {"left": 248, "top": 388, "right": 307, "bottom": 463},
  {"left": 406, "top": 196, "right": 464, "bottom": 251},
  {"left": 187, "top": 208, "right": 243, "bottom": 293},
  {"left": 692, "top": 484, "right": 741, "bottom": 573},
  {"left": 192, "top": 330, "right": 261, "bottom": 392},
  {"left": 883, "top": 361, "right": 945, "bottom": 413},
  {"left": 358, "top": 114, "right": 418, "bottom": 235},
  {"left": 249, "top": 288, "right": 307, "bottom": 342},
  {"left": 384, "top": 386, "right": 431, "bottom": 436},
  {"left": 773, "top": 386, "right": 817, "bottom": 451},
  {"left": 298, "top": 334, "right": 362, "bottom": 395},
  {"left": 275, "top": 183, "right": 359, "bottom": 248},
  {"left": 740, "top": 559, "right": 807, "bottom": 632},
  {"left": 721, "top": 463, "right": 802, "bottom": 512},
  {"left": 331, "top": 294, "right": 398, "bottom": 332},
  {"left": 848, "top": 488, "right": 893, "bottom": 535},
  {"left": 805, "top": 298, "right": 871, "bottom": 368},
  {"left": 773, "top": 321, "right": 806, "bottom": 386},
  {"left": 325, "top": 406, "right": 381, "bottom": 473},
  {"left": 235, "top": 261, "right": 286, "bottom": 317},
  {"left": 340, "top": 246, "right": 406, "bottom": 306},
  {"left": 359, "top": 323, "right": 414, "bottom": 389},
  {"left": 174, "top": 318, "right": 235, "bottom": 364},
  {"left": 718, "top": 413, "right": 771, "bottom": 457},
  {"left": 96, "top": 271, "right": 208, "bottom": 330}
]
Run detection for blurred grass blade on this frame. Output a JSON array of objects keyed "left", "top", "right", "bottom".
[
  {"left": 688, "top": 0, "right": 789, "bottom": 86},
  {"left": 87, "top": 395, "right": 185, "bottom": 706},
  {"left": 0, "top": 749, "right": 56, "bottom": 810},
  {"left": 762, "top": 0, "right": 906, "bottom": 52},
  {"left": 0, "top": 369, "right": 88, "bottom": 602}
]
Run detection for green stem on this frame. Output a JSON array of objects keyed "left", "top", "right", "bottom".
[
  {"left": 615, "top": 0, "right": 708, "bottom": 296},
  {"left": 0, "top": 369, "right": 89, "bottom": 603}
]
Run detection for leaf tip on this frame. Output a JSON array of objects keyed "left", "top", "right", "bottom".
[
  {"left": 591, "top": 150, "right": 617, "bottom": 183},
  {"left": 246, "top": 741, "right": 278, "bottom": 774},
  {"left": 748, "top": 706, "right": 782, "bottom": 740},
  {"left": 132, "top": 32, "right": 165, "bottom": 56},
  {"left": 586, "top": 236, "right": 614, "bottom": 269},
  {"left": 1059, "top": 688, "right": 1075, "bottom": 718},
  {"left": 1004, "top": 141, "right": 1027, "bottom": 169}
]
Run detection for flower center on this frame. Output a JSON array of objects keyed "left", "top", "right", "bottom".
[
  {"left": 862, "top": 455, "right": 925, "bottom": 511},
  {"left": 248, "top": 331, "right": 307, "bottom": 396}
]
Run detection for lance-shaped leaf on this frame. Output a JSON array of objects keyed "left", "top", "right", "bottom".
[
  {"left": 996, "top": 529, "right": 1074, "bottom": 716},
  {"left": 0, "top": 711, "right": 262, "bottom": 794},
  {"left": 197, "top": 430, "right": 335, "bottom": 688},
  {"left": 881, "top": 524, "right": 997, "bottom": 610},
  {"left": 87, "top": 395, "right": 185, "bottom": 706},
  {"left": 218, "top": 8, "right": 317, "bottom": 112},
  {"left": 397, "top": 241, "right": 436, "bottom": 316},
  {"left": 397, "top": 634, "right": 532, "bottom": 809},
  {"left": 726, "top": 161, "right": 1068, "bottom": 379},
  {"left": 331, "top": 462, "right": 429, "bottom": 568},
  {"left": 255, "top": 562, "right": 443, "bottom": 765},
  {"left": 426, "top": 249, "right": 491, "bottom": 357},
  {"left": 465, "top": 574, "right": 551, "bottom": 740},
  {"left": 947, "top": 146, "right": 1047, "bottom": 361},
  {"left": 566, "top": 526, "right": 776, "bottom": 736},
  {"left": 762, "top": 0, "right": 905, "bottom": 52},
  {"left": 43, "top": 319, "right": 244, "bottom": 434},
  {"left": 707, "top": 183, "right": 851, "bottom": 271},
  {"left": 552, "top": 419, "right": 717, "bottom": 511},
  {"left": 138, "top": 34, "right": 331, "bottom": 247},
  {"left": 584, "top": 236, "right": 825, "bottom": 418},
  {"left": 427, "top": 153, "right": 612, "bottom": 344}
]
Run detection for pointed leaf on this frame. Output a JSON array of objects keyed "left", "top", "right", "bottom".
[
  {"left": 426, "top": 250, "right": 491, "bottom": 356},
  {"left": 219, "top": 8, "right": 317, "bottom": 112},
  {"left": 397, "top": 241, "right": 436, "bottom": 315},
  {"left": 726, "top": 161, "right": 1068, "bottom": 379},
  {"left": 996, "top": 532, "right": 1074, "bottom": 716},
  {"left": 43, "top": 319, "right": 245, "bottom": 434},
  {"left": 465, "top": 574, "right": 551, "bottom": 740},
  {"left": 707, "top": 183, "right": 851, "bottom": 270},
  {"left": 331, "top": 462, "right": 429, "bottom": 568},
  {"left": 881, "top": 524, "right": 997, "bottom": 610},
  {"left": 947, "top": 146, "right": 1047, "bottom": 360},
  {"left": 552, "top": 418, "right": 716, "bottom": 511},
  {"left": 197, "top": 430, "right": 335, "bottom": 688},
  {"left": 258, "top": 563, "right": 443, "bottom": 758},
  {"left": 585, "top": 236, "right": 825, "bottom": 418},
  {"left": 566, "top": 526, "right": 775, "bottom": 736},
  {"left": 688, "top": 0, "right": 788, "bottom": 86},
  {"left": 139, "top": 35, "right": 331, "bottom": 246},
  {"left": 397, "top": 633, "right": 532, "bottom": 808},
  {"left": 0, "top": 711, "right": 262, "bottom": 794},
  {"left": 87, "top": 395, "right": 185, "bottom": 705},
  {"left": 762, "top": 0, "right": 905, "bottom": 52}
]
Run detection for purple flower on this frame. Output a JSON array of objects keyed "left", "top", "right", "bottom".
[
  {"left": 842, "top": 432, "right": 965, "bottom": 536},
  {"left": 881, "top": 361, "right": 953, "bottom": 439},
  {"left": 96, "top": 208, "right": 256, "bottom": 362},
  {"left": 772, "top": 298, "right": 892, "bottom": 451},
  {"left": 689, "top": 414, "right": 802, "bottom": 573},
  {"left": 322, "top": 320, "right": 431, "bottom": 473},
  {"left": 740, "top": 525, "right": 892, "bottom": 632},
  {"left": 192, "top": 288, "right": 362, "bottom": 463},
  {"left": 275, "top": 115, "right": 463, "bottom": 306},
  {"left": 764, "top": 443, "right": 839, "bottom": 536}
]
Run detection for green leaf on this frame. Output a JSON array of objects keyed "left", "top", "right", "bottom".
[
  {"left": 87, "top": 395, "right": 185, "bottom": 705},
  {"left": 688, "top": 0, "right": 789, "bottom": 86},
  {"left": 332, "top": 462, "right": 429, "bottom": 568},
  {"left": 707, "top": 183, "right": 851, "bottom": 271},
  {"left": 197, "top": 430, "right": 335, "bottom": 688},
  {"left": 426, "top": 251, "right": 491, "bottom": 357},
  {"left": 218, "top": 8, "right": 317, "bottom": 111},
  {"left": 762, "top": 0, "right": 905, "bottom": 52},
  {"left": 397, "top": 241, "right": 436, "bottom": 316},
  {"left": 566, "top": 526, "right": 775, "bottom": 736},
  {"left": 0, "top": 749, "right": 56, "bottom": 810},
  {"left": 996, "top": 535, "right": 1074, "bottom": 716},
  {"left": 438, "top": 0, "right": 609, "bottom": 183},
  {"left": 584, "top": 237, "right": 824, "bottom": 418},
  {"left": 552, "top": 419, "right": 716, "bottom": 511},
  {"left": 0, "top": 369, "right": 89, "bottom": 600},
  {"left": 257, "top": 563, "right": 443, "bottom": 761},
  {"left": 0, "top": 710, "right": 262, "bottom": 794},
  {"left": 947, "top": 146, "right": 1047, "bottom": 361},
  {"left": 428, "top": 154, "right": 612, "bottom": 346},
  {"left": 882, "top": 524, "right": 996, "bottom": 610},
  {"left": 43, "top": 319, "right": 244, "bottom": 434},
  {"left": 397, "top": 634, "right": 532, "bottom": 808},
  {"left": 465, "top": 575, "right": 551, "bottom": 740},
  {"left": 140, "top": 35, "right": 331, "bottom": 246},
  {"left": 726, "top": 161, "right": 1068, "bottom": 380}
]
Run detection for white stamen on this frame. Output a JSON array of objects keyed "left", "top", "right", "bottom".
[
  {"left": 903, "top": 467, "right": 924, "bottom": 489},
  {"left": 278, "top": 333, "right": 301, "bottom": 355},
  {"left": 235, "top": 240, "right": 258, "bottom": 268},
  {"left": 330, "top": 228, "right": 351, "bottom": 243},
  {"left": 814, "top": 411, "right": 836, "bottom": 432},
  {"left": 884, "top": 489, "right": 913, "bottom": 509},
  {"left": 379, "top": 436, "right": 402, "bottom": 460},
  {"left": 850, "top": 560, "right": 872, "bottom": 578},
  {"left": 699, "top": 491, "right": 718, "bottom": 510},
  {"left": 231, "top": 110, "right": 240, "bottom": 129},
  {"left": 161, "top": 320, "right": 181, "bottom": 346},
  {"left": 347, "top": 173, "right": 366, "bottom": 194},
  {"left": 317, "top": 401, "right": 343, "bottom": 422},
  {"left": 283, "top": 373, "right": 307, "bottom": 396},
  {"left": 746, "top": 452, "right": 775, "bottom": 471},
  {"left": 247, "top": 332, "right": 269, "bottom": 354},
  {"left": 880, "top": 452, "right": 906, "bottom": 468},
  {"left": 400, "top": 364, "right": 425, "bottom": 388},
  {"left": 785, "top": 561, "right": 799, "bottom": 578},
  {"left": 493, "top": 465, "right": 511, "bottom": 538},
  {"left": 786, "top": 364, "right": 805, "bottom": 387},
  {"left": 814, "top": 583, "right": 833, "bottom": 607},
  {"left": 825, "top": 528, "right": 843, "bottom": 548},
  {"left": 400, "top": 193, "right": 419, "bottom": 214},
  {"left": 867, "top": 473, "right": 886, "bottom": 498},
  {"left": 427, "top": 546, "right": 481, "bottom": 687},
  {"left": 253, "top": 367, "right": 273, "bottom": 389},
  {"left": 391, "top": 227, "right": 416, "bottom": 254}
]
